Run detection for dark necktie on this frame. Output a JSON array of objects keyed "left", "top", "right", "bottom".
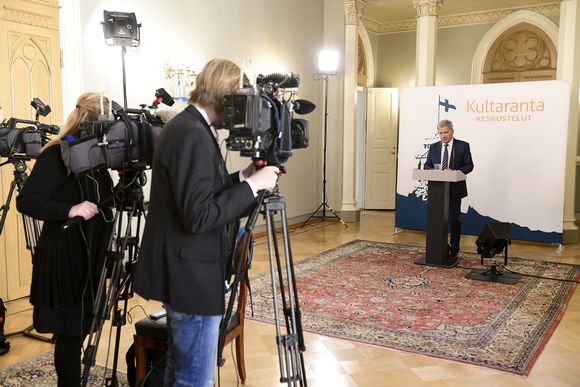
[{"left": 442, "top": 144, "right": 449, "bottom": 170}]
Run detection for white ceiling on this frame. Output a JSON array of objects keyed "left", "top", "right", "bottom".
[{"left": 364, "top": 0, "right": 557, "bottom": 23}]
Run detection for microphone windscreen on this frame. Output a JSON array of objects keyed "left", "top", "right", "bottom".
[{"left": 293, "top": 99, "right": 316, "bottom": 115}]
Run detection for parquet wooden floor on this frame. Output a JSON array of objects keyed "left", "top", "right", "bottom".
[{"left": 1, "top": 210, "right": 579, "bottom": 386}]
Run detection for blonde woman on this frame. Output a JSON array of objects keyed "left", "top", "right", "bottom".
[{"left": 17, "top": 92, "right": 114, "bottom": 386}]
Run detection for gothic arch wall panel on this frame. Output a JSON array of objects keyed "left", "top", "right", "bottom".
[
  {"left": 483, "top": 22, "right": 557, "bottom": 83},
  {"left": 472, "top": 10, "right": 559, "bottom": 84},
  {"left": 0, "top": 0, "right": 62, "bottom": 301}
]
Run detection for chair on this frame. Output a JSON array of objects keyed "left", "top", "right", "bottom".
[
  {"left": 134, "top": 317, "right": 168, "bottom": 386},
  {"left": 134, "top": 237, "right": 251, "bottom": 385},
  {"left": 219, "top": 258, "right": 249, "bottom": 382}
]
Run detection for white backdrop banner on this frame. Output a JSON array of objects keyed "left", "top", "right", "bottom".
[{"left": 395, "top": 81, "right": 570, "bottom": 243}]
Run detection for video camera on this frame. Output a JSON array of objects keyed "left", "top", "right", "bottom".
[
  {"left": 60, "top": 100, "right": 163, "bottom": 176},
  {"left": 0, "top": 98, "right": 60, "bottom": 159},
  {"left": 222, "top": 73, "right": 315, "bottom": 166}
]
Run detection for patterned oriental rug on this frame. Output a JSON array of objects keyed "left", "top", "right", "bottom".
[
  {"left": 0, "top": 352, "right": 129, "bottom": 386},
  {"left": 247, "top": 240, "right": 579, "bottom": 376}
]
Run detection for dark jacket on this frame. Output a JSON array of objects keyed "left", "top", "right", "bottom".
[
  {"left": 133, "top": 105, "right": 256, "bottom": 316},
  {"left": 16, "top": 145, "right": 113, "bottom": 334},
  {"left": 424, "top": 138, "right": 474, "bottom": 198}
]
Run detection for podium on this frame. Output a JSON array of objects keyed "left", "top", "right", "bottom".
[{"left": 412, "top": 169, "right": 466, "bottom": 268}]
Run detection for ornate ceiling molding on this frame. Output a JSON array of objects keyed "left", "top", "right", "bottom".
[
  {"left": 345, "top": 0, "right": 368, "bottom": 25},
  {"left": 363, "top": 2, "right": 560, "bottom": 34}
]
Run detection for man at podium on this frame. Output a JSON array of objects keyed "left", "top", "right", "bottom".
[{"left": 424, "top": 119, "right": 474, "bottom": 259}]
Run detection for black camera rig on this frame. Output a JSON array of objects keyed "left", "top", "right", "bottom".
[
  {"left": 60, "top": 100, "right": 163, "bottom": 176},
  {"left": 0, "top": 117, "right": 59, "bottom": 159},
  {"left": 222, "top": 73, "right": 315, "bottom": 166}
]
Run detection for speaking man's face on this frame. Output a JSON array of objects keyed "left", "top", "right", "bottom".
[{"left": 438, "top": 126, "right": 454, "bottom": 144}]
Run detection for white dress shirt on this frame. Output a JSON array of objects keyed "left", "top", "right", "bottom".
[{"left": 441, "top": 138, "right": 454, "bottom": 169}]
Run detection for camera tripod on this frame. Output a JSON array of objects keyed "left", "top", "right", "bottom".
[
  {"left": 79, "top": 168, "right": 147, "bottom": 387},
  {"left": 0, "top": 157, "right": 54, "bottom": 344},
  {"left": 219, "top": 187, "right": 307, "bottom": 386}
]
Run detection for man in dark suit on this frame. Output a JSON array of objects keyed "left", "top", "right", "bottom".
[
  {"left": 133, "top": 58, "right": 279, "bottom": 386},
  {"left": 424, "top": 119, "right": 474, "bottom": 259}
]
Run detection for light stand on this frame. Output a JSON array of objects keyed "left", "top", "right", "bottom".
[
  {"left": 121, "top": 46, "right": 128, "bottom": 109},
  {"left": 302, "top": 63, "right": 347, "bottom": 228}
]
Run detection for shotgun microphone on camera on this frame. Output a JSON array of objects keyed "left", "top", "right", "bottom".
[{"left": 293, "top": 99, "right": 316, "bottom": 115}]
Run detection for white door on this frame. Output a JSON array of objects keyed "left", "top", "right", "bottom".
[
  {"left": 364, "top": 88, "right": 398, "bottom": 209},
  {"left": 356, "top": 88, "right": 367, "bottom": 208}
]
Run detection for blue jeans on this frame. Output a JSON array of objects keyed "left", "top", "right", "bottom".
[{"left": 163, "top": 305, "right": 221, "bottom": 387}]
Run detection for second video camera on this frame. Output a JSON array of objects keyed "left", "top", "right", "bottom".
[
  {"left": 60, "top": 101, "right": 162, "bottom": 176},
  {"left": 0, "top": 118, "right": 59, "bottom": 159},
  {"left": 222, "top": 73, "right": 315, "bottom": 166}
]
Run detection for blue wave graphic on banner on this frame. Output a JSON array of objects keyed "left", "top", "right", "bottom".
[{"left": 395, "top": 193, "right": 562, "bottom": 244}]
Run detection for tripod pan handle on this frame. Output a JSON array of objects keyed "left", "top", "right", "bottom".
[{"left": 61, "top": 216, "right": 83, "bottom": 230}]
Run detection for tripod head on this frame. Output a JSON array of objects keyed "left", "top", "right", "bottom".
[
  {"left": 0, "top": 157, "right": 32, "bottom": 193},
  {"left": 114, "top": 167, "right": 147, "bottom": 212},
  {"left": 0, "top": 155, "right": 32, "bottom": 168}
]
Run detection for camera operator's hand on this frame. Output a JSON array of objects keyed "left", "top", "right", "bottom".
[
  {"left": 242, "top": 162, "right": 256, "bottom": 179},
  {"left": 247, "top": 166, "right": 280, "bottom": 191},
  {"left": 68, "top": 200, "right": 99, "bottom": 220}
]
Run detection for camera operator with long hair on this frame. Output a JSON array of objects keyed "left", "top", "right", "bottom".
[
  {"left": 16, "top": 92, "right": 114, "bottom": 386},
  {"left": 134, "top": 58, "right": 279, "bottom": 386}
]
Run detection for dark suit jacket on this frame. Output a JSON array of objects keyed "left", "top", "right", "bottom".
[
  {"left": 424, "top": 138, "right": 474, "bottom": 199},
  {"left": 134, "top": 105, "right": 256, "bottom": 316}
]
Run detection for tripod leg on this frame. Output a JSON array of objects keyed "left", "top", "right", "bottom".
[
  {"left": 5, "top": 324, "right": 54, "bottom": 343},
  {"left": 106, "top": 201, "right": 143, "bottom": 387},
  {"left": 301, "top": 201, "right": 348, "bottom": 229},
  {"left": 323, "top": 203, "right": 348, "bottom": 228},
  {"left": 300, "top": 202, "right": 325, "bottom": 228},
  {"left": 2, "top": 172, "right": 55, "bottom": 344},
  {"left": 277, "top": 203, "right": 307, "bottom": 386},
  {"left": 81, "top": 209, "right": 126, "bottom": 387},
  {"left": 264, "top": 194, "right": 307, "bottom": 386}
]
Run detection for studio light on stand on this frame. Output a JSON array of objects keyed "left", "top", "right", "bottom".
[
  {"left": 302, "top": 49, "right": 347, "bottom": 228},
  {"left": 102, "top": 10, "right": 141, "bottom": 109}
]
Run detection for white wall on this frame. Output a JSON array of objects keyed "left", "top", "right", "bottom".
[
  {"left": 65, "top": 0, "right": 326, "bottom": 220},
  {"left": 372, "top": 23, "right": 494, "bottom": 88}
]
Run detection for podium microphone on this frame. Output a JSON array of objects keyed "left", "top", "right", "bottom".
[{"left": 417, "top": 148, "right": 431, "bottom": 169}]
